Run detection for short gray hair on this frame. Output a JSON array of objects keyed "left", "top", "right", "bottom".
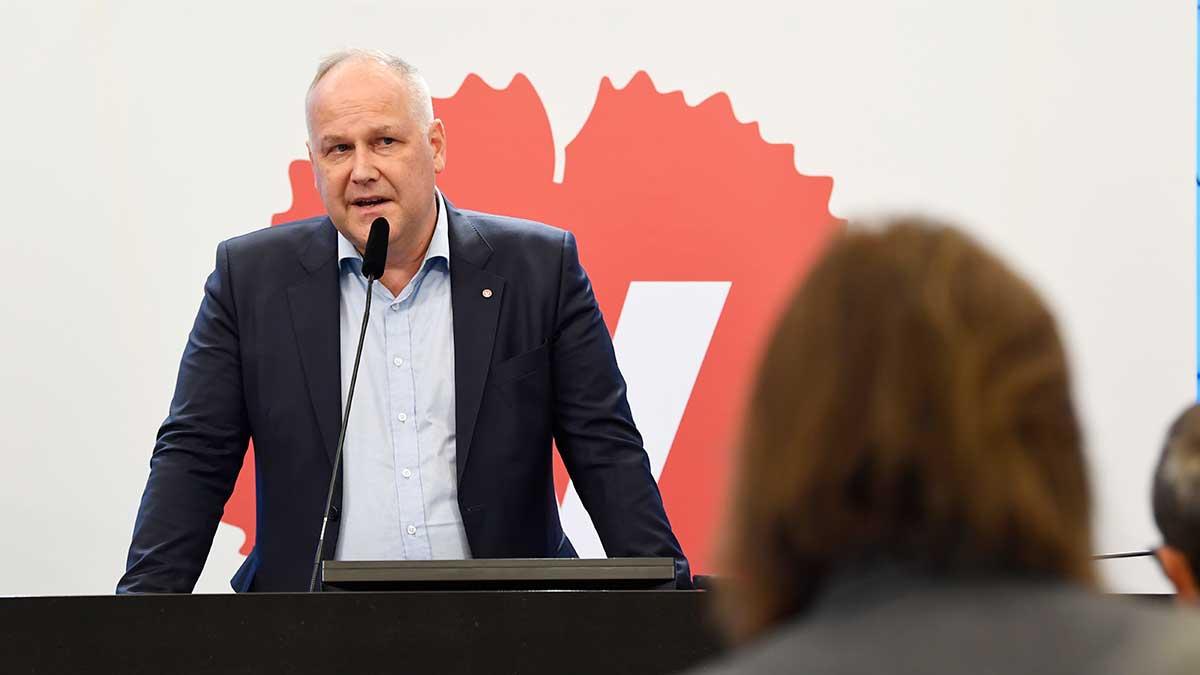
[{"left": 307, "top": 49, "right": 433, "bottom": 126}]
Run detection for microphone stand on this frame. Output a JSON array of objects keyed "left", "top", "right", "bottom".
[
  {"left": 1091, "top": 550, "right": 1156, "bottom": 561},
  {"left": 308, "top": 276, "right": 377, "bottom": 592}
]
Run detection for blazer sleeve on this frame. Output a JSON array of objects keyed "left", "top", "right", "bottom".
[
  {"left": 549, "top": 231, "right": 692, "bottom": 587},
  {"left": 117, "top": 241, "right": 251, "bottom": 593}
]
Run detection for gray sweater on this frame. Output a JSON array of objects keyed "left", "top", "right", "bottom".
[{"left": 686, "top": 569, "right": 1200, "bottom": 675}]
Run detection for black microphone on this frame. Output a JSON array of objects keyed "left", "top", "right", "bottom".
[
  {"left": 309, "top": 217, "right": 390, "bottom": 591},
  {"left": 360, "top": 216, "right": 390, "bottom": 281}
]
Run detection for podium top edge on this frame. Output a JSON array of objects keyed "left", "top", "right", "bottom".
[{"left": 321, "top": 557, "right": 676, "bottom": 571}]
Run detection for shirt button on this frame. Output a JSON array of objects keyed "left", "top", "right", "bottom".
[
  {"left": 406, "top": 525, "right": 417, "bottom": 536},
  {"left": 397, "top": 412, "right": 408, "bottom": 423},
  {"left": 390, "top": 304, "right": 400, "bottom": 312},
  {"left": 401, "top": 468, "right": 413, "bottom": 479},
  {"left": 393, "top": 356, "right": 404, "bottom": 367}
]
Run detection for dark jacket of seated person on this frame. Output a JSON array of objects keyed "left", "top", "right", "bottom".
[{"left": 686, "top": 220, "right": 1200, "bottom": 675}]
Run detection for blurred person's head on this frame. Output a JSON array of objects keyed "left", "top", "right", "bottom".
[
  {"left": 1153, "top": 404, "right": 1200, "bottom": 603},
  {"left": 718, "top": 218, "right": 1095, "bottom": 642}
]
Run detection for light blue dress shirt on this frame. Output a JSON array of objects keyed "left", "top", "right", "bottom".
[{"left": 333, "top": 190, "right": 472, "bottom": 561}]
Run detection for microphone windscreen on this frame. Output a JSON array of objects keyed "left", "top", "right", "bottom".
[{"left": 361, "top": 217, "right": 390, "bottom": 280}]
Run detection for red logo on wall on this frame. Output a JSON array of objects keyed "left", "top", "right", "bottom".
[{"left": 221, "top": 72, "right": 838, "bottom": 572}]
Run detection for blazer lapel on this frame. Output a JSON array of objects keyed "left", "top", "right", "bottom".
[
  {"left": 447, "top": 203, "right": 506, "bottom": 481},
  {"left": 287, "top": 218, "right": 342, "bottom": 466}
]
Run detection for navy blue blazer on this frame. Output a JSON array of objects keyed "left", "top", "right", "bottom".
[{"left": 118, "top": 201, "right": 689, "bottom": 592}]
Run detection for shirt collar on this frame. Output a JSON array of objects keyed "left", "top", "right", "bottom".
[{"left": 336, "top": 188, "right": 450, "bottom": 274}]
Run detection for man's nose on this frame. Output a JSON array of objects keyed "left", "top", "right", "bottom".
[{"left": 350, "top": 149, "right": 379, "bottom": 183}]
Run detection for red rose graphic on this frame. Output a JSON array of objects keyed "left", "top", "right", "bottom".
[{"left": 223, "top": 72, "right": 837, "bottom": 572}]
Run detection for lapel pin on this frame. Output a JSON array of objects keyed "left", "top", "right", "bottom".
[{"left": 481, "top": 288, "right": 494, "bottom": 298}]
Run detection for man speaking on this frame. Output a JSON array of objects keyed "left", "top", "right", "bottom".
[{"left": 118, "top": 50, "right": 689, "bottom": 592}]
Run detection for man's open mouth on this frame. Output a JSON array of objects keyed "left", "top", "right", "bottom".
[{"left": 352, "top": 198, "right": 388, "bottom": 207}]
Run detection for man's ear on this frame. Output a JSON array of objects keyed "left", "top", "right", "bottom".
[
  {"left": 429, "top": 119, "right": 447, "bottom": 174},
  {"left": 1157, "top": 545, "right": 1200, "bottom": 603}
]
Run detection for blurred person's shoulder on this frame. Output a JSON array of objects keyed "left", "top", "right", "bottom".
[
  {"left": 686, "top": 575, "right": 1200, "bottom": 675},
  {"left": 1104, "top": 596, "right": 1200, "bottom": 675},
  {"left": 1039, "top": 587, "right": 1200, "bottom": 675}
]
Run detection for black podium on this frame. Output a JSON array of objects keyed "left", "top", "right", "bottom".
[{"left": 2, "top": 560, "right": 724, "bottom": 674}]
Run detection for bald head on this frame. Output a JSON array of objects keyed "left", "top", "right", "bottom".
[{"left": 305, "top": 49, "right": 434, "bottom": 136}]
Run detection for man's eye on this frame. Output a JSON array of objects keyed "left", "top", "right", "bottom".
[
  {"left": 380, "top": 137, "right": 395, "bottom": 146},
  {"left": 329, "top": 144, "right": 351, "bottom": 154}
]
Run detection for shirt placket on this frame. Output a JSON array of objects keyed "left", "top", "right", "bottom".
[{"left": 385, "top": 279, "right": 432, "bottom": 560}]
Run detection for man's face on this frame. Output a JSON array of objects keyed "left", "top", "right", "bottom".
[{"left": 306, "top": 60, "right": 446, "bottom": 254}]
